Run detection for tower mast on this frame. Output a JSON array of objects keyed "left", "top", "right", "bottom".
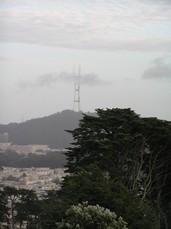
[{"left": 73, "top": 65, "right": 81, "bottom": 112}]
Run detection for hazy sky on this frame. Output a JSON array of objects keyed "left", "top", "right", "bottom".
[{"left": 0, "top": 0, "right": 171, "bottom": 124}]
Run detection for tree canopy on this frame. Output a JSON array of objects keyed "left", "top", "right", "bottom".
[{"left": 63, "top": 108, "right": 171, "bottom": 228}]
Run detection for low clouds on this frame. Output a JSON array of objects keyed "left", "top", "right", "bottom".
[
  {"left": 17, "top": 71, "right": 110, "bottom": 89},
  {"left": 143, "top": 56, "right": 171, "bottom": 79},
  {"left": 81, "top": 73, "right": 110, "bottom": 86},
  {"left": 0, "top": 0, "right": 171, "bottom": 52}
]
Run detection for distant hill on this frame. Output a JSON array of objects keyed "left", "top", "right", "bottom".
[{"left": 0, "top": 110, "right": 93, "bottom": 148}]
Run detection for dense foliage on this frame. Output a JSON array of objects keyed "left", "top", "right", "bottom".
[
  {"left": 56, "top": 202, "right": 128, "bottom": 229},
  {"left": 63, "top": 108, "right": 171, "bottom": 228},
  {"left": 60, "top": 164, "right": 158, "bottom": 229},
  {"left": 0, "top": 108, "right": 171, "bottom": 228},
  {"left": 0, "top": 187, "right": 40, "bottom": 229}
]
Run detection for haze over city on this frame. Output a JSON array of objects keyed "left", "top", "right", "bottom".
[{"left": 0, "top": 0, "right": 171, "bottom": 124}]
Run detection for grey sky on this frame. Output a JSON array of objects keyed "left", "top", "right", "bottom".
[
  {"left": 0, "top": 0, "right": 171, "bottom": 123},
  {"left": 17, "top": 71, "right": 110, "bottom": 89}
]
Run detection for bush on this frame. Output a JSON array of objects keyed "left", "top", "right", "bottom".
[{"left": 56, "top": 202, "right": 128, "bottom": 229}]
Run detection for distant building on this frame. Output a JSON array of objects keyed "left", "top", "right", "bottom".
[
  {"left": 0, "top": 143, "right": 11, "bottom": 151},
  {"left": 0, "top": 143, "right": 49, "bottom": 154}
]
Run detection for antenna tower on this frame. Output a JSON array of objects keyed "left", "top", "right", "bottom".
[{"left": 73, "top": 65, "right": 81, "bottom": 112}]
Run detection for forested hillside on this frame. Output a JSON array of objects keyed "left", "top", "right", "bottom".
[
  {"left": 0, "top": 110, "right": 93, "bottom": 148},
  {"left": 0, "top": 151, "right": 66, "bottom": 168}
]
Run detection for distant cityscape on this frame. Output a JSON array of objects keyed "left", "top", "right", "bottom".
[
  {"left": 0, "top": 167, "right": 66, "bottom": 198},
  {"left": 0, "top": 132, "right": 67, "bottom": 197}
]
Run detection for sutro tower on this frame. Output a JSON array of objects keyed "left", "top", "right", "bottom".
[{"left": 73, "top": 65, "right": 81, "bottom": 112}]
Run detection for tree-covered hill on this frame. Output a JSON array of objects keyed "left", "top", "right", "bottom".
[
  {"left": 0, "top": 110, "right": 93, "bottom": 148},
  {"left": 0, "top": 150, "right": 66, "bottom": 168}
]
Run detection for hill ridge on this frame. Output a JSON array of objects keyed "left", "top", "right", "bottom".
[{"left": 0, "top": 110, "right": 93, "bottom": 148}]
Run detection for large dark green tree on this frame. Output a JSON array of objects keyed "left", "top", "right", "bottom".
[
  {"left": 39, "top": 190, "right": 67, "bottom": 229},
  {"left": 60, "top": 164, "right": 158, "bottom": 229},
  {"left": 3, "top": 187, "right": 19, "bottom": 229},
  {"left": 1, "top": 187, "right": 41, "bottom": 229},
  {"left": 15, "top": 189, "right": 40, "bottom": 229},
  {"left": 0, "top": 189, "right": 9, "bottom": 226},
  {"left": 63, "top": 108, "right": 171, "bottom": 228}
]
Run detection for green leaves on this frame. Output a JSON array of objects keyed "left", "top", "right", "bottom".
[
  {"left": 56, "top": 202, "right": 128, "bottom": 229},
  {"left": 64, "top": 108, "right": 171, "bottom": 228}
]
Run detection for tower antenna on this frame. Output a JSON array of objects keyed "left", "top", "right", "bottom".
[{"left": 73, "top": 65, "right": 81, "bottom": 112}]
